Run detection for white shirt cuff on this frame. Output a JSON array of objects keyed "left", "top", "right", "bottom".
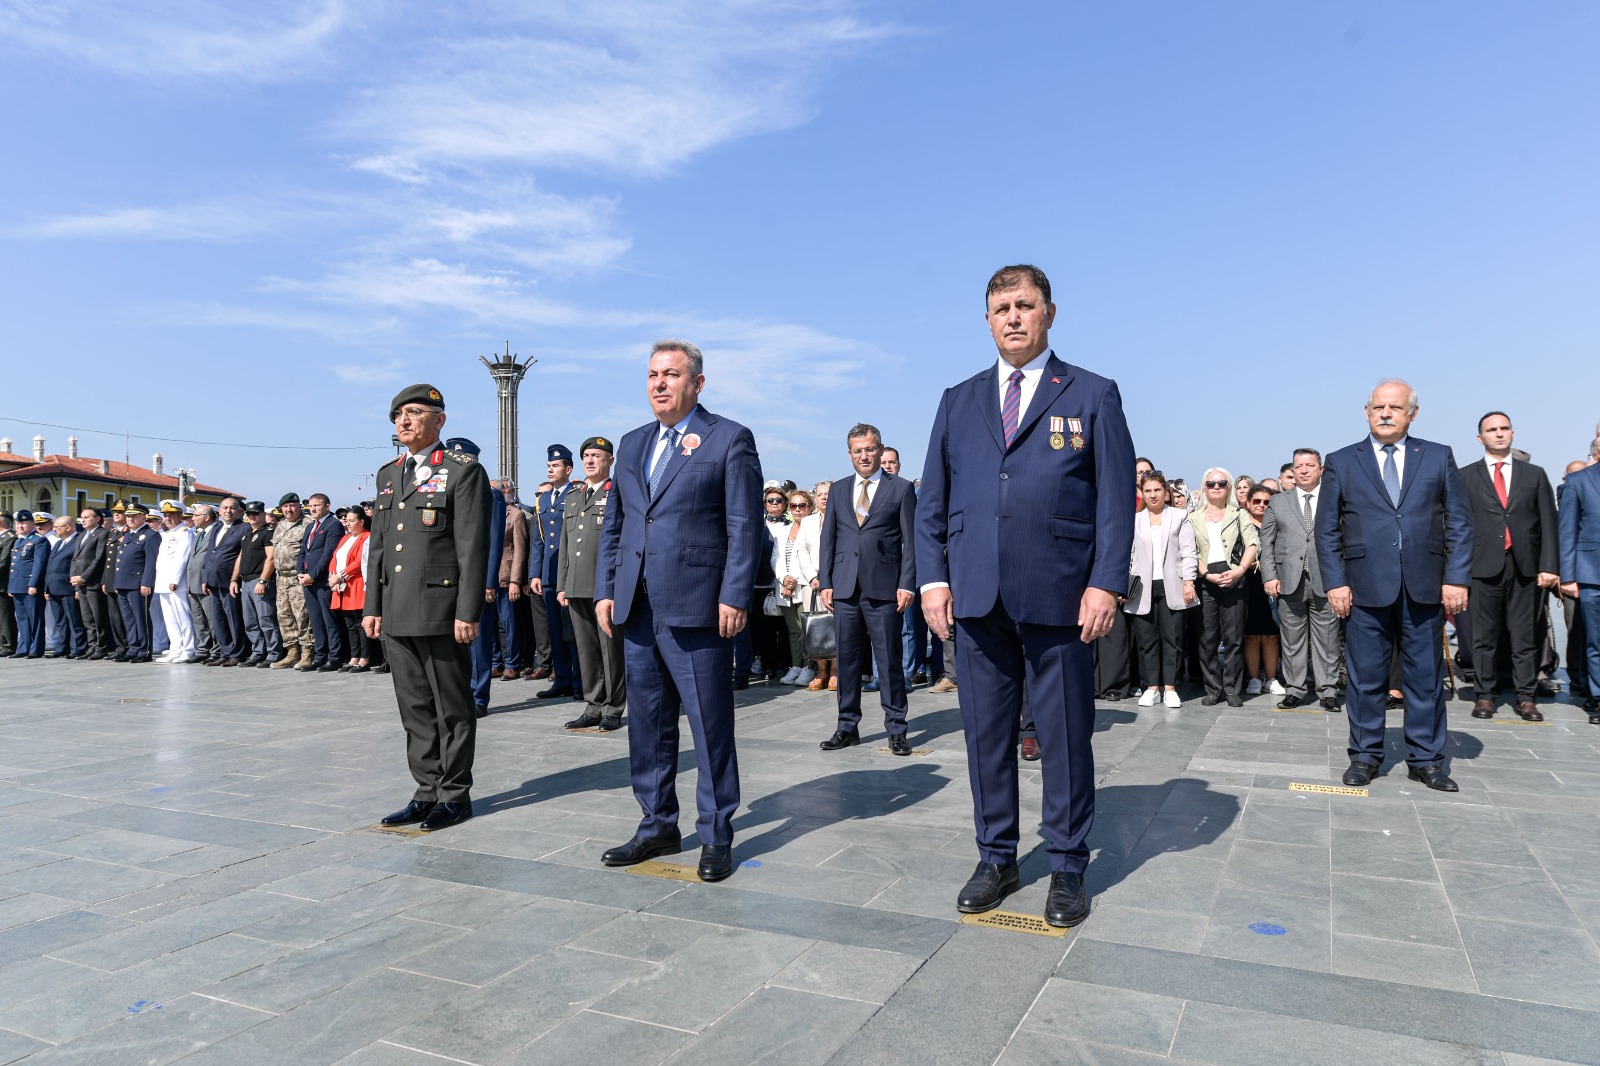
[{"left": 919, "top": 582, "right": 950, "bottom": 594}]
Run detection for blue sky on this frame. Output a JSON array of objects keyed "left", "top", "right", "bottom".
[{"left": 2, "top": 1, "right": 1596, "bottom": 503}]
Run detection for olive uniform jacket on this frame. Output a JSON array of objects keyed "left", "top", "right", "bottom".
[
  {"left": 556, "top": 478, "right": 613, "bottom": 600},
  {"left": 365, "top": 443, "right": 492, "bottom": 637}
]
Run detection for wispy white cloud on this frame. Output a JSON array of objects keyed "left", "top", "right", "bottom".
[
  {"left": 155, "top": 301, "right": 402, "bottom": 345},
  {"left": 330, "top": 358, "right": 408, "bottom": 385},
  {"left": 15, "top": 203, "right": 275, "bottom": 241}
]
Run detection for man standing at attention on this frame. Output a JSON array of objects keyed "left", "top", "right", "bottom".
[
  {"left": 531, "top": 445, "right": 582, "bottom": 699},
  {"left": 917, "top": 264, "right": 1135, "bottom": 928},
  {"left": 366, "top": 385, "right": 491, "bottom": 832},
  {"left": 1317, "top": 379, "right": 1473, "bottom": 791},
  {"left": 1261, "top": 449, "right": 1342, "bottom": 711},
  {"left": 558, "top": 436, "right": 627, "bottom": 731},
  {"left": 271, "top": 494, "right": 312, "bottom": 669},
  {"left": 596, "top": 340, "right": 762, "bottom": 883},
  {"left": 71, "top": 508, "right": 112, "bottom": 660},
  {"left": 1559, "top": 448, "right": 1600, "bottom": 724}
]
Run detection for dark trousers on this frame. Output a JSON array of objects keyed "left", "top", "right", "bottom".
[
  {"left": 1346, "top": 593, "right": 1448, "bottom": 768},
  {"left": 470, "top": 597, "right": 497, "bottom": 708},
  {"left": 1130, "top": 582, "right": 1184, "bottom": 688},
  {"left": 1566, "top": 592, "right": 1591, "bottom": 699},
  {"left": 834, "top": 593, "right": 909, "bottom": 736},
  {"left": 78, "top": 587, "right": 110, "bottom": 657},
  {"left": 957, "top": 603, "right": 1095, "bottom": 872},
  {"left": 1197, "top": 579, "right": 1247, "bottom": 699},
  {"left": 387, "top": 632, "right": 476, "bottom": 803},
  {"left": 11, "top": 592, "right": 45, "bottom": 656},
  {"left": 340, "top": 609, "right": 369, "bottom": 661},
  {"left": 0, "top": 592, "right": 13, "bottom": 655},
  {"left": 493, "top": 591, "right": 520, "bottom": 669},
  {"left": 520, "top": 592, "right": 547, "bottom": 669},
  {"left": 209, "top": 587, "right": 247, "bottom": 660},
  {"left": 190, "top": 590, "right": 216, "bottom": 659},
  {"left": 118, "top": 589, "right": 151, "bottom": 658},
  {"left": 242, "top": 582, "right": 283, "bottom": 662},
  {"left": 46, "top": 594, "right": 86, "bottom": 655},
  {"left": 1578, "top": 586, "right": 1600, "bottom": 698},
  {"left": 543, "top": 587, "right": 575, "bottom": 685},
  {"left": 307, "top": 582, "right": 343, "bottom": 664},
  {"left": 1094, "top": 608, "right": 1135, "bottom": 695},
  {"left": 752, "top": 603, "right": 791, "bottom": 679},
  {"left": 902, "top": 596, "right": 926, "bottom": 677},
  {"left": 621, "top": 591, "right": 739, "bottom": 845},
  {"left": 569, "top": 596, "right": 626, "bottom": 716},
  {"left": 106, "top": 588, "right": 127, "bottom": 656},
  {"left": 1469, "top": 554, "right": 1541, "bottom": 700}
]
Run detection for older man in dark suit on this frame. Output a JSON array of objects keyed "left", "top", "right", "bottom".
[
  {"left": 1560, "top": 456, "right": 1600, "bottom": 723},
  {"left": 818, "top": 422, "right": 918, "bottom": 754},
  {"left": 42, "top": 516, "right": 86, "bottom": 657},
  {"left": 1317, "top": 379, "right": 1473, "bottom": 791},
  {"left": 917, "top": 264, "right": 1135, "bottom": 927},
  {"left": 70, "top": 508, "right": 112, "bottom": 659},
  {"left": 596, "top": 339, "right": 762, "bottom": 883}
]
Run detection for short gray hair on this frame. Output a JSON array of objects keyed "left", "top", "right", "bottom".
[
  {"left": 1366, "top": 378, "right": 1418, "bottom": 414},
  {"left": 651, "top": 338, "right": 703, "bottom": 376},
  {"left": 846, "top": 423, "right": 882, "bottom": 448}
]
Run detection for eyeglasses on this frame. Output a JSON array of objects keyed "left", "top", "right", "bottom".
[
  {"left": 1204, "top": 480, "right": 1229, "bottom": 489},
  {"left": 790, "top": 502, "right": 810, "bottom": 510},
  {"left": 392, "top": 406, "right": 438, "bottom": 421}
]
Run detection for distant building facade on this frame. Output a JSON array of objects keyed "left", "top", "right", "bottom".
[{"left": 0, "top": 435, "right": 240, "bottom": 516}]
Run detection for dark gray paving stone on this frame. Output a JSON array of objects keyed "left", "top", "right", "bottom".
[
  {"left": 388, "top": 946, "right": 650, "bottom": 1063},
  {"left": 826, "top": 925, "right": 1068, "bottom": 1066},
  {"left": 0, "top": 909, "right": 135, "bottom": 966},
  {"left": 672, "top": 986, "right": 878, "bottom": 1065},
  {"left": 1171, "top": 1001, "right": 1500, "bottom": 1065},
  {"left": 1331, "top": 828, "right": 1439, "bottom": 882},
  {"left": 1125, "top": 813, "right": 1238, "bottom": 862},
  {"left": 1021, "top": 977, "right": 1184, "bottom": 1055},
  {"left": 1331, "top": 934, "right": 1477, "bottom": 993},
  {"left": 239, "top": 874, "right": 451, "bottom": 947},
  {"left": 1455, "top": 916, "right": 1600, "bottom": 1011},
  {"left": 1075, "top": 902, "right": 1209, "bottom": 953},
  {"left": 500, "top": 1011, "right": 690, "bottom": 1066},
  {"left": 1100, "top": 854, "right": 1225, "bottom": 916},
  {"left": 1419, "top": 813, "right": 1541, "bottom": 868},
  {"left": 1531, "top": 844, "right": 1600, "bottom": 897},
  {"left": 1331, "top": 873, "right": 1462, "bottom": 948},
  {"left": 335, "top": 1043, "right": 462, "bottom": 1065},
  {"left": 0, "top": 1027, "right": 49, "bottom": 1065},
  {"left": 0, "top": 893, "right": 79, "bottom": 932},
  {"left": 356, "top": 842, "right": 679, "bottom": 911},
  {"left": 997, "top": 1030, "right": 1191, "bottom": 1064},
  {"left": 34, "top": 828, "right": 207, "bottom": 867},
  {"left": 646, "top": 883, "right": 954, "bottom": 957},
  {"left": 52, "top": 889, "right": 304, "bottom": 971},
  {"left": 0, "top": 955, "right": 104, "bottom": 1009},
  {"left": 1199, "top": 884, "right": 1332, "bottom": 970},
  {"left": 0, "top": 856, "right": 177, "bottom": 905},
  {"left": 1435, "top": 860, "right": 1579, "bottom": 928},
  {"left": 568, "top": 912, "right": 716, "bottom": 963},
  {"left": 394, "top": 897, "right": 621, "bottom": 985},
  {"left": 1237, "top": 801, "right": 1331, "bottom": 847},
  {"left": 768, "top": 941, "right": 924, "bottom": 1005},
  {"left": 1222, "top": 839, "right": 1330, "bottom": 899},
  {"left": 19, "top": 992, "right": 271, "bottom": 1065}
]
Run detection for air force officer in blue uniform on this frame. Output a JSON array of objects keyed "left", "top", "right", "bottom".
[
  {"left": 596, "top": 339, "right": 763, "bottom": 884},
  {"left": 7, "top": 512, "right": 51, "bottom": 658},
  {"left": 1317, "top": 379, "right": 1473, "bottom": 791},
  {"left": 917, "top": 265, "right": 1135, "bottom": 928}
]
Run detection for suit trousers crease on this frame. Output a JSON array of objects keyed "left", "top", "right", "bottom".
[
  {"left": 1576, "top": 587, "right": 1600, "bottom": 696},
  {"left": 1197, "top": 579, "right": 1247, "bottom": 699},
  {"left": 307, "top": 583, "right": 343, "bottom": 664},
  {"left": 209, "top": 588, "right": 247, "bottom": 660},
  {"left": 1345, "top": 594, "right": 1448, "bottom": 768},
  {"left": 46, "top": 596, "right": 86, "bottom": 655},
  {"left": 1277, "top": 581, "right": 1340, "bottom": 699},
  {"left": 387, "top": 633, "right": 476, "bottom": 803},
  {"left": 957, "top": 602, "right": 1096, "bottom": 873},
  {"left": 568, "top": 596, "right": 626, "bottom": 714},
  {"left": 834, "top": 593, "right": 909, "bottom": 736},
  {"left": 77, "top": 588, "right": 108, "bottom": 656},
  {"left": 1129, "top": 582, "right": 1183, "bottom": 688},
  {"left": 106, "top": 589, "right": 127, "bottom": 655},
  {"left": 117, "top": 591, "right": 151, "bottom": 658},
  {"left": 1469, "top": 552, "right": 1540, "bottom": 700},
  {"left": 622, "top": 592, "right": 739, "bottom": 846}
]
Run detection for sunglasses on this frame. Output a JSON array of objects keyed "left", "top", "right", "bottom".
[
  {"left": 764, "top": 497, "right": 785, "bottom": 504},
  {"left": 1204, "top": 480, "right": 1229, "bottom": 489},
  {"left": 790, "top": 502, "right": 811, "bottom": 509}
]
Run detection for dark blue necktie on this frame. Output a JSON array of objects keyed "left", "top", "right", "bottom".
[
  {"left": 1381, "top": 444, "right": 1401, "bottom": 507},
  {"left": 648, "top": 427, "right": 679, "bottom": 499}
]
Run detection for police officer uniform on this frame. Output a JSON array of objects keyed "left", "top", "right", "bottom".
[
  {"left": 113, "top": 506, "right": 161, "bottom": 662},
  {"left": 557, "top": 436, "right": 627, "bottom": 729},
  {"left": 7, "top": 512, "right": 51, "bottom": 657},
  {"left": 530, "top": 444, "right": 582, "bottom": 697},
  {"left": 368, "top": 384, "right": 491, "bottom": 833},
  {"left": 103, "top": 503, "right": 128, "bottom": 659}
]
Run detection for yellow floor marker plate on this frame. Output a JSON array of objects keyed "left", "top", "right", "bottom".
[
  {"left": 362, "top": 824, "right": 428, "bottom": 838},
  {"left": 1289, "top": 782, "right": 1368, "bottom": 797},
  {"left": 873, "top": 746, "right": 934, "bottom": 756},
  {"left": 626, "top": 860, "right": 701, "bottom": 883},
  {"left": 959, "top": 911, "right": 1069, "bottom": 938},
  {"left": 1271, "top": 706, "right": 1323, "bottom": 715}
]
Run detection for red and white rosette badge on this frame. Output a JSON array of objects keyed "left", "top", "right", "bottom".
[{"left": 680, "top": 433, "right": 702, "bottom": 457}]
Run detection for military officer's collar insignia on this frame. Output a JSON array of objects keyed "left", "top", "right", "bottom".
[
  {"left": 603, "top": 479, "right": 612, "bottom": 492},
  {"left": 430, "top": 449, "right": 443, "bottom": 465}
]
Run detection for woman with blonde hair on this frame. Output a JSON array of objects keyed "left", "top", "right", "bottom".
[{"left": 1187, "top": 467, "right": 1259, "bottom": 707}]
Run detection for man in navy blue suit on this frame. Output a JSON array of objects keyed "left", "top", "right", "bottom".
[
  {"left": 298, "top": 493, "right": 344, "bottom": 671},
  {"left": 1317, "top": 379, "right": 1473, "bottom": 791},
  {"left": 1559, "top": 456, "right": 1600, "bottom": 724},
  {"left": 529, "top": 445, "right": 582, "bottom": 698},
  {"left": 203, "top": 498, "right": 250, "bottom": 666},
  {"left": 917, "top": 264, "right": 1135, "bottom": 928},
  {"left": 42, "top": 515, "right": 86, "bottom": 657},
  {"left": 596, "top": 339, "right": 763, "bottom": 883},
  {"left": 818, "top": 423, "right": 918, "bottom": 754}
]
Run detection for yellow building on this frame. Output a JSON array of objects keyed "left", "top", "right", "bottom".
[{"left": 0, "top": 435, "right": 240, "bottom": 517}]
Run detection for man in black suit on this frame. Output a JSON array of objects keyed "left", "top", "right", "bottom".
[
  {"left": 202, "top": 498, "right": 249, "bottom": 665},
  {"left": 818, "top": 423, "right": 918, "bottom": 754},
  {"left": 298, "top": 493, "right": 344, "bottom": 671},
  {"left": 1460, "top": 413, "right": 1560, "bottom": 721},
  {"left": 70, "top": 508, "right": 112, "bottom": 659}
]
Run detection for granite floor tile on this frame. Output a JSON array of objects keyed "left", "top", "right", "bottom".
[
  {"left": 1455, "top": 916, "right": 1600, "bottom": 1011},
  {"left": 1222, "top": 839, "right": 1331, "bottom": 899},
  {"left": 1076, "top": 903, "right": 1210, "bottom": 953},
  {"left": 0, "top": 856, "right": 177, "bottom": 905},
  {"left": 998, "top": 1030, "right": 1193, "bottom": 1065},
  {"left": 1331, "top": 828, "right": 1439, "bottom": 882},
  {"left": 594, "top": 926, "right": 812, "bottom": 1032},
  {"left": 1125, "top": 812, "right": 1238, "bottom": 862},
  {"left": 1171, "top": 1001, "right": 1500, "bottom": 1065},
  {"left": 1530, "top": 844, "right": 1600, "bottom": 897},
  {"left": 567, "top": 912, "right": 717, "bottom": 963},
  {"left": 0, "top": 893, "right": 80, "bottom": 932},
  {"left": 0, "top": 1027, "right": 50, "bottom": 1065},
  {"left": 766, "top": 940, "right": 923, "bottom": 1004},
  {"left": 1237, "top": 801, "right": 1332, "bottom": 847},
  {"left": 1435, "top": 860, "right": 1579, "bottom": 928},
  {"left": 1021, "top": 977, "right": 1185, "bottom": 1055},
  {"left": 500, "top": 1011, "right": 691, "bottom": 1066},
  {"left": 18, "top": 992, "right": 272, "bottom": 1066},
  {"left": 1199, "top": 885, "right": 1332, "bottom": 971},
  {"left": 393, "top": 897, "right": 621, "bottom": 985},
  {"left": 51, "top": 889, "right": 304, "bottom": 971},
  {"left": 1330, "top": 933, "right": 1478, "bottom": 993},
  {"left": 1101, "top": 854, "right": 1226, "bottom": 916},
  {"left": 1331, "top": 873, "right": 1463, "bottom": 948},
  {"left": 0, "top": 909, "right": 135, "bottom": 967},
  {"left": 394, "top": 883, "right": 535, "bottom": 929}
]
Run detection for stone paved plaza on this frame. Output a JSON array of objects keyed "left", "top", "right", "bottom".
[{"left": 1, "top": 658, "right": 1599, "bottom": 1065}]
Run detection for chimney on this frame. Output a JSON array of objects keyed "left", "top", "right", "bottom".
[
  {"left": 32, "top": 435, "right": 45, "bottom": 462},
  {"left": 0, "top": 436, "right": 11, "bottom": 454},
  {"left": 98, "top": 459, "right": 110, "bottom": 476},
  {"left": 67, "top": 435, "right": 79, "bottom": 459},
  {"left": 152, "top": 452, "right": 164, "bottom": 476}
]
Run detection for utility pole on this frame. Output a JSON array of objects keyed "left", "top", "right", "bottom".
[{"left": 479, "top": 341, "right": 536, "bottom": 485}]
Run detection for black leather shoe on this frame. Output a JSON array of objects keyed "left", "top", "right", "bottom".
[
  {"left": 956, "top": 861, "right": 1019, "bottom": 913},
  {"left": 911, "top": 671, "right": 928, "bottom": 685},
  {"left": 537, "top": 685, "right": 575, "bottom": 699},
  {"left": 318, "top": 662, "right": 341, "bottom": 672},
  {"left": 698, "top": 844, "right": 734, "bottom": 882},
  {"left": 732, "top": 676, "right": 750, "bottom": 691},
  {"left": 256, "top": 659, "right": 273, "bottom": 669},
  {"left": 566, "top": 713, "right": 603, "bottom": 729},
  {"left": 889, "top": 734, "right": 912, "bottom": 756},
  {"left": 1588, "top": 713, "right": 1600, "bottom": 726},
  {"left": 1200, "top": 694, "right": 1224, "bottom": 707},
  {"left": 599, "top": 715, "right": 623, "bottom": 731},
  {"left": 87, "top": 652, "right": 105, "bottom": 661},
  {"left": 1407, "top": 765, "right": 1459, "bottom": 792},
  {"left": 474, "top": 706, "right": 488, "bottom": 719},
  {"left": 820, "top": 729, "right": 860, "bottom": 751},
  {"left": 381, "top": 800, "right": 436, "bottom": 826},
  {"left": 420, "top": 800, "right": 473, "bottom": 831},
  {"left": 1226, "top": 694, "right": 1244, "bottom": 708},
  {"left": 1277, "top": 694, "right": 1305, "bottom": 708},
  {"left": 1386, "top": 694, "right": 1405, "bottom": 710},
  {"left": 1044, "top": 871, "right": 1090, "bottom": 928},
  {"left": 1321, "top": 697, "right": 1342, "bottom": 713},
  {"left": 602, "top": 831, "right": 683, "bottom": 867},
  {"left": 1342, "top": 761, "right": 1379, "bottom": 787}
]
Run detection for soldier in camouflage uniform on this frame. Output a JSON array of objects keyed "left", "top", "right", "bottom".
[{"left": 271, "top": 492, "right": 312, "bottom": 668}]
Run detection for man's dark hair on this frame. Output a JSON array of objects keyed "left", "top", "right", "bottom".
[
  {"left": 881, "top": 446, "right": 899, "bottom": 458},
  {"left": 985, "top": 264, "right": 1051, "bottom": 307},
  {"left": 1292, "top": 448, "right": 1322, "bottom": 464},
  {"left": 1280, "top": 462, "right": 1294, "bottom": 476},
  {"left": 1478, "top": 410, "right": 1511, "bottom": 434},
  {"left": 1135, "top": 456, "right": 1154, "bottom": 470},
  {"left": 846, "top": 423, "right": 882, "bottom": 448},
  {"left": 309, "top": 492, "right": 331, "bottom": 506}
]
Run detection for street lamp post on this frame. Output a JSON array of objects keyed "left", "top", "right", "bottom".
[{"left": 479, "top": 341, "right": 536, "bottom": 485}]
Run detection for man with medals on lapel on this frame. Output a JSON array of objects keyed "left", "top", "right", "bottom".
[{"left": 366, "top": 384, "right": 492, "bottom": 832}]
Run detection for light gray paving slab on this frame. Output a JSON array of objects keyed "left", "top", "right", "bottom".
[
  {"left": 568, "top": 912, "right": 718, "bottom": 963},
  {"left": 0, "top": 1027, "right": 50, "bottom": 1065},
  {"left": 501, "top": 1011, "right": 690, "bottom": 1066},
  {"left": 1076, "top": 902, "right": 1210, "bottom": 953},
  {"left": 51, "top": 889, "right": 304, "bottom": 971},
  {"left": 18, "top": 992, "right": 272, "bottom": 1066},
  {"left": 670, "top": 985, "right": 878, "bottom": 1065},
  {"left": 1435, "top": 860, "right": 1580, "bottom": 928},
  {"left": 394, "top": 896, "right": 622, "bottom": 985},
  {"left": 594, "top": 926, "right": 812, "bottom": 1031},
  {"left": 1021, "top": 977, "right": 1185, "bottom": 1055},
  {"left": 1455, "top": 916, "right": 1600, "bottom": 1011},
  {"left": 1222, "top": 839, "right": 1330, "bottom": 899},
  {"left": 767, "top": 940, "right": 923, "bottom": 1004},
  {"left": 1198, "top": 884, "right": 1332, "bottom": 971},
  {"left": 0, "top": 893, "right": 80, "bottom": 931},
  {"left": 0, "top": 856, "right": 178, "bottom": 904},
  {"left": 1171, "top": 1001, "right": 1500, "bottom": 1065},
  {"left": 0, "top": 909, "right": 136, "bottom": 966},
  {"left": 997, "top": 1030, "right": 1193, "bottom": 1065},
  {"left": 1330, "top": 933, "right": 1478, "bottom": 993},
  {"left": 646, "top": 883, "right": 954, "bottom": 957},
  {"left": 1331, "top": 873, "right": 1463, "bottom": 948}
]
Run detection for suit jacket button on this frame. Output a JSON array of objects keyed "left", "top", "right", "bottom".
[
  {"left": 394, "top": 564, "right": 402, "bottom": 572},
  {"left": 395, "top": 544, "right": 403, "bottom": 552},
  {"left": 1000, "top": 473, "right": 1009, "bottom": 480}
]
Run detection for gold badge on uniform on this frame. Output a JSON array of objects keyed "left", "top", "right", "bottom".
[
  {"left": 421, "top": 509, "right": 438, "bottom": 527},
  {"left": 1067, "top": 417, "right": 1086, "bottom": 450},
  {"left": 1049, "top": 433, "right": 1065, "bottom": 450}
]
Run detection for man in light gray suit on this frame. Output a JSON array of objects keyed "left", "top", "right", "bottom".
[{"left": 1261, "top": 448, "right": 1341, "bottom": 711}]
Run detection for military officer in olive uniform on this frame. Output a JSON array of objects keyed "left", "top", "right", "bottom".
[
  {"left": 530, "top": 444, "right": 582, "bottom": 698},
  {"left": 8, "top": 512, "right": 51, "bottom": 658},
  {"left": 271, "top": 494, "right": 312, "bottom": 668},
  {"left": 113, "top": 505, "right": 161, "bottom": 662},
  {"left": 366, "top": 384, "right": 492, "bottom": 833},
  {"left": 558, "top": 436, "right": 627, "bottom": 729}
]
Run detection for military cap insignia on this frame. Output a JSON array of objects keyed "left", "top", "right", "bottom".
[{"left": 428, "top": 388, "right": 441, "bottom": 400}]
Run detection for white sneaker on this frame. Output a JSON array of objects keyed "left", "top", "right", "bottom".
[
  {"left": 1164, "top": 690, "right": 1182, "bottom": 709},
  {"left": 1245, "top": 678, "right": 1263, "bottom": 696},
  {"left": 1138, "top": 689, "right": 1160, "bottom": 707},
  {"left": 779, "top": 667, "right": 801, "bottom": 685},
  {"left": 1269, "top": 679, "right": 1286, "bottom": 696},
  {"left": 795, "top": 667, "right": 816, "bottom": 686}
]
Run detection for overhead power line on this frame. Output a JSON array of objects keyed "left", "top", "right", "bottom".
[{"left": 0, "top": 417, "right": 391, "bottom": 452}]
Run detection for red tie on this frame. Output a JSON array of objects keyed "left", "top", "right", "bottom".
[{"left": 1493, "top": 462, "right": 1511, "bottom": 550}]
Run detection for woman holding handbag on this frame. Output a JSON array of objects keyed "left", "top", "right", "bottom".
[
  {"left": 1126, "top": 471, "right": 1198, "bottom": 708},
  {"left": 771, "top": 489, "right": 820, "bottom": 686},
  {"left": 1187, "top": 468, "right": 1259, "bottom": 707},
  {"left": 803, "top": 482, "right": 837, "bottom": 690},
  {"left": 328, "top": 506, "right": 372, "bottom": 673}
]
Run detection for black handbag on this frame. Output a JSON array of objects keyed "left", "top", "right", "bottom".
[{"left": 800, "top": 590, "right": 836, "bottom": 660}]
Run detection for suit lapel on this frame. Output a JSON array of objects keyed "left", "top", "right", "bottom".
[
  {"left": 1356, "top": 441, "right": 1390, "bottom": 506},
  {"left": 978, "top": 365, "right": 1005, "bottom": 452},
  {"left": 647, "top": 407, "right": 716, "bottom": 512},
  {"left": 1394, "top": 441, "right": 1426, "bottom": 509},
  {"left": 862, "top": 473, "right": 893, "bottom": 525},
  {"left": 1009, "top": 355, "right": 1072, "bottom": 450}
]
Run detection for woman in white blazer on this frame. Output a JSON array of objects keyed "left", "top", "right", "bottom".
[
  {"left": 772, "top": 488, "right": 821, "bottom": 686},
  {"left": 1125, "top": 471, "right": 1198, "bottom": 708}
]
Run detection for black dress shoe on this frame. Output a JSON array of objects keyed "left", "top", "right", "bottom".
[
  {"left": 599, "top": 715, "right": 623, "bottom": 731},
  {"left": 112, "top": 653, "right": 130, "bottom": 662},
  {"left": 318, "top": 662, "right": 341, "bottom": 672},
  {"left": 87, "top": 652, "right": 105, "bottom": 661},
  {"left": 602, "top": 831, "right": 684, "bottom": 867},
  {"left": 420, "top": 800, "right": 474, "bottom": 831},
  {"left": 1226, "top": 694, "right": 1244, "bottom": 708},
  {"left": 256, "top": 659, "right": 274, "bottom": 669},
  {"left": 957, "top": 861, "right": 1020, "bottom": 913},
  {"left": 698, "top": 844, "right": 734, "bottom": 882},
  {"left": 348, "top": 664, "right": 370, "bottom": 673},
  {"left": 43, "top": 651, "right": 61, "bottom": 658},
  {"left": 296, "top": 661, "right": 320, "bottom": 672},
  {"left": 1277, "top": 694, "right": 1305, "bottom": 708},
  {"left": 889, "top": 734, "right": 912, "bottom": 756},
  {"left": 219, "top": 658, "right": 238, "bottom": 667},
  {"left": 732, "top": 676, "right": 750, "bottom": 691},
  {"left": 566, "top": 712, "right": 603, "bottom": 729},
  {"left": 381, "top": 800, "right": 436, "bottom": 826},
  {"left": 1588, "top": 713, "right": 1600, "bottom": 726},
  {"left": 911, "top": 670, "right": 928, "bottom": 685},
  {"left": 1045, "top": 871, "right": 1090, "bottom": 928},
  {"left": 1386, "top": 694, "right": 1405, "bottom": 710},
  {"left": 1407, "top": 765, "right": 1459, "bottom": 792},
  {"left": 820, "top": 729, "right": 860, "bottom": 751},
  {"left": 1200, "top": 694, "right": 1224, "bottom": 707},
  {"left": 536, "top": 685, "right": 575, "bottom": 699},
  {"left": 1321, "top": 697, "right": 1342, "bottom": 713},
  {"left": 474, "top": 706, "right": 489, "bottom": 719},
  {"left": 1471, "top": 699, "right": 1496, "bottom": 719},
  {"left": 1342, "top": 761, "right": 1379, "bottom": 787}
]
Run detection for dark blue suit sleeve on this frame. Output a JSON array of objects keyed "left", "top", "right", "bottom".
[
  {"left": 1440, "top": 449, "right": 1473, "bottom": 588},
  {"left": 1560, "top": 476, "right": 1583, "bottom": 582},
  {"left": 30, "top": 538, "right": 51, "bottom": 588},
  {"left": 1316, "top": 455, "right": 1348, "bottom": 592},
  {"left": 718, "top": 426, "right": 763, "bottom": 608},
  {"left": 914, "top": 390, "right": 953, "bottom": 588},
  {"left": 597, "top": 483, "right": 622, "bottom": 604},
  {"left": 141, "top": 538, "right": 158, "bottom": 588},
  {"left": 1088, "top": 382, "right": 1136, "bottom": 597},
  {"left": 897, "top": 479, "right": 917, "bottom": 592},
  {"left": 486, "top": 489, "right": 505, "bottom": 590}
]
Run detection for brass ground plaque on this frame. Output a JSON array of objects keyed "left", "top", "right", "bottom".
[
  {"left": 873, "top": 746, "right": 934, "bottom": 756},
  {"left": 119, "top": 698, "right": 156, "bottom": 704},
  {"left": 362, "top": 824, "right": 428, "bottom": 838},
  {"left": 1271, "top": 706, "right": 1323, "bottom": 715},
  {"left": 1476, "top": 718, "right": 1551, "bottom": 727},
  {"left": 959, "top": 910, "right": 1069, "bottom": 938},
  {"left": 564, "top": 727, "right": 609, "bottom": 735},
  {"left": 1289, "top": 782, "right": 1368, "bottom": 797},
  {"left": 625, "top": 860, "right": 701, "bottom": 882}
]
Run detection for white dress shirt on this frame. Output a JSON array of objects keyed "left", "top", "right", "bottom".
[
  {"left": 1483, "top": 452, "right": 1513, "bottom": 497},
  {"left": 852, "top": 468, "right": 884, "bottom": 522},
  {"left": 996, "top": 348, "right": 1053, "bottom": 425},
  {"left": 649, "top": 413, "right": 696, "bottom": 479},
  {"left": 1370, "top": 434, "right": 1409, "bottom": 487},
  {"left": 1298, "top": 484, "right": 1320, "bottom": 522}
]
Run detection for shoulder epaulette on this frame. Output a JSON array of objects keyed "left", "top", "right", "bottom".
[{"left": 445, "top": 451, "right": 476, "bottom": 466}]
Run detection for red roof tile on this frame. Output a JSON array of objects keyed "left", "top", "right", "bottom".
[{"left": 0, "top": 455, "right": 237, "bottom": 497}]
